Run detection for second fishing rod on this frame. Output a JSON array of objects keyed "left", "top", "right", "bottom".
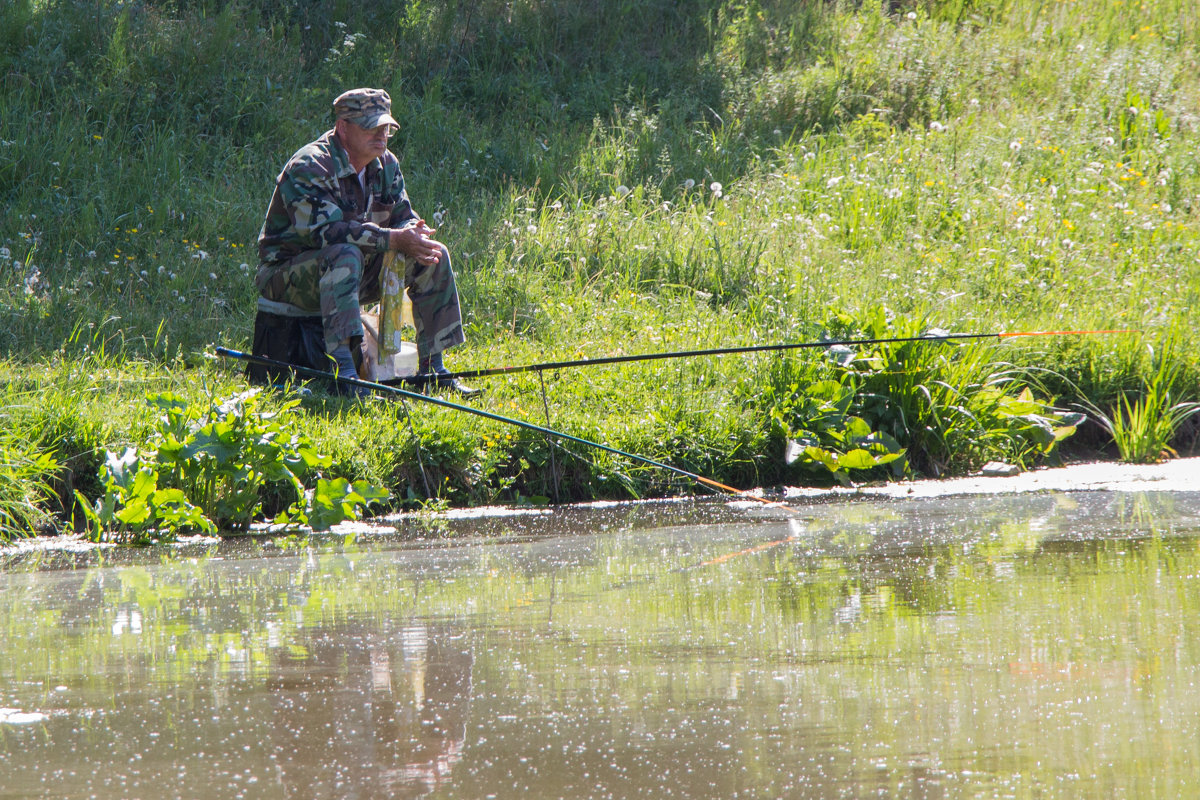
[{"left": 384, "top": 328, "right": 1135, "bottom": 384}]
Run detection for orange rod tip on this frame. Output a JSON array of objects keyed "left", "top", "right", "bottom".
[{"left": 997, "top": 329, "right": 1141, "bottom": 338}]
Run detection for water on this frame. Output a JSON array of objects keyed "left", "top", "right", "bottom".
[{"left": 2, "top": 488, "right": 1199, "bottom": 798}]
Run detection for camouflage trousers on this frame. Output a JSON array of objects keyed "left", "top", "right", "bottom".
[{"left": 256, "top": 242, "right": 465, "bottom": 357}]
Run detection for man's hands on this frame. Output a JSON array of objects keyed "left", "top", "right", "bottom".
[{"left": 389, "top": 219, "right": 442, "bottom": 266}]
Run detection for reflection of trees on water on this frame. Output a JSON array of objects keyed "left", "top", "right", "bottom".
[
  {"left": 770, "top": 491, "right": 1200, "bottom": 625},
  {"left": 267, "top": 622, "right": 472, "bottom": 799}
]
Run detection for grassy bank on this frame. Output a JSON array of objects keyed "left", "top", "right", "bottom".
[{"left": 2, "top": 0, "right": 1199, "bottom": 539}]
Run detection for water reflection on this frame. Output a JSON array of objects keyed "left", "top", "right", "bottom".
[
  {"left": 267, "top": 622, "right": 472, "bottom": 799},
  {"left": 0, "top": 490, "right": 1198, "bottom": 798}
]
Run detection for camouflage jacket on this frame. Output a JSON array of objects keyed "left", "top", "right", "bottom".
[{"left": 256, "top": 129, "right": 416, "bottom": 266}]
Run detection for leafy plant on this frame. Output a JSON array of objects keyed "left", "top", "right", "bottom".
[
  {"left": 302, "top": 477, "right": 391, "bottom": 532},
  {"left": 75, "top": 447, "right": 215, "bottom": 544},
  {"left": 774, "top": 378, "right": 906, "bottom": 486},
  {"left": 148, "top": 390, "right": 331, "bottom": 532},
  {"left": 76, "top": 389, "right": 389, "bottom": 543}
]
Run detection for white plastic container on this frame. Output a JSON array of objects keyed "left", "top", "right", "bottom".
[{"left": 360, "top": 310, "right": 418, "bottom": 380}]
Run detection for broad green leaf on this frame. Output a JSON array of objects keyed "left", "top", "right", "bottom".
[{"left": 837, "top": 449, "right": 878, "bottom": 470}]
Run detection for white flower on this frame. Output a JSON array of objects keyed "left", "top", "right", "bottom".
[
  {"left": 826, "top": 176, "right": 844, "bottom": 188},
  {"left": 1101, "top": 136, "right": 1115, "bottom": 147},
  {"left": 191, "top": 250, "right": 209, "bottom": 260},
  {"left": 1128, "top": 106, "right": 1139, "bottom": 116},
  {"left": 1009, "top": 140, "right": 1022, "bottom": 152},
  {"left": 0, "top": 246, "right": 9, "bottom": 260},
  {"left": 86, "top": 250, "right": 97, "bottom": 259},
  {"left": 209, "top": 273, "right": 217, "bottom": 281},
  {"left": 929, "top": 121, "right": 945, "bottom": 133},
  {"left": 906, "top": 11, "right": 917, "bottom": 19}
]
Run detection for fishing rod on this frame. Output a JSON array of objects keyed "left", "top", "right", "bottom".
[
  {"left": 213, "top": 346, "right": 792, "bottom": 511},
  {"left": 395, "top": 329, "right": 1137, "bottom": 383}
]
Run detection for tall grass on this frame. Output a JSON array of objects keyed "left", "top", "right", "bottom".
[
  {"left": 2, "top": 0, "right": 1200, "bottom": 532},
  {"left": 1079, "top": 337, "right": 1200, "bottom": 463},
  {"left": 0, "top": 427, "right": 58, "bottom": 538}
]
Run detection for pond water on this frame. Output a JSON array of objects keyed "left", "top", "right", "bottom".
[{"left": 2, "top": 485, "right": 1199, "bottom": 799}]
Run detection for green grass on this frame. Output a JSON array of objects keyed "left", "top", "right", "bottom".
[{"left": 2, "top": 0, "right": 1200, "bottom": 538}]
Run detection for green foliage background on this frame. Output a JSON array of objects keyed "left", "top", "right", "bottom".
[{"left": 1, "top": 0, "right": 1199, "bottom": 535}]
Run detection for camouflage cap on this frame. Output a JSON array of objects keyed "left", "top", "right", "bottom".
[{"left": 332, "top": 88, "right": 399, "bottom": 130}]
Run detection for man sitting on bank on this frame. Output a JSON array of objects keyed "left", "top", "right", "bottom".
[{"left": 253, "top": 87, "right": 479, "bottom": 397}]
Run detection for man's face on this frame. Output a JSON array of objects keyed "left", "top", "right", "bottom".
[{"left": 338, "top": 120, "right": 394, "bottom": 166}]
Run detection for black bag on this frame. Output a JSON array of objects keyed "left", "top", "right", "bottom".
[{"left": 247, "top": 310, "right": 328, "bottom": 384}]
